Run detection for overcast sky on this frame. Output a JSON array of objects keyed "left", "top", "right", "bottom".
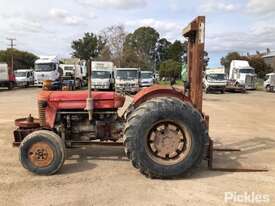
[{"left": 0, "top": 0, "right": 275, "bottom": 67}]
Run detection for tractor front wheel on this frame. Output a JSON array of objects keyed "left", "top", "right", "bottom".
[
  {"left": 19, "top": 130, "right": 65, "bottom": 175},
  {"left": 124, "top": 97, "right": 208, "bottom": 179}
]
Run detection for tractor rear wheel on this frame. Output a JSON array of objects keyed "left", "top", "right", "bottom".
[
  {"left": 19, "top": 130, "right": 65, "bottom": 175},
  {"left": 124, "top": 97, "right": 208, "bottom": 179}
]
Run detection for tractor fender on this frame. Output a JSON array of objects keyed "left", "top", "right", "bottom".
[{"left": 132, "top": 85, "right": 190, "bottom": 108}]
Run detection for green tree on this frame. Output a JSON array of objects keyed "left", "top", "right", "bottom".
[
  {"left": 167, "top": 40, "right": 186, "bottom": 62},
  {"left": 71, "top": 32, "right": 106, "bottom": 60},
  {"left": 159, "top": 59, "right": 181, "bottom": 79},
  {"left": 0, "top": 49, "right": 37, "bottom": 70},
  {"left": 123, "top": 27, "right": 160, "bottom": 69},
  {"left": 156, "top": 38, "right": 171, "bottom": 69}
]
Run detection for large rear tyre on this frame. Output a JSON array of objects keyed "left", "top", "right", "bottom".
[
  {"left": 124, "top": 97, "right": 208, "bottom": 179},
  {"left": 19, "top": 130, "right": 65, "bottom": 175}
]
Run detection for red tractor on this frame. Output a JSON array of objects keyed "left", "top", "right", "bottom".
[{"left": 13, "top": 17, "right": 210, "bottom": 178}]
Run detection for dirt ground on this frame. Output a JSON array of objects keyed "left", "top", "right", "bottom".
[{"left": 0, "top": 87, "right": 274, "bottom": 206}]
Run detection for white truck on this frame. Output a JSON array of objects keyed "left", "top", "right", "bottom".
[
  {"left": 14, "top": 69, "right": 34, "bottom": 87},
  {"left": 34, "top": 56, "right": 62, "bottom": 87},
  {"left": 59, "top": 64, "right": 83, "bottom": 89},
  {"left": 264, "top": 73, "right": 275, "bottom": 92},
  {"left": 91, "top": 61, "right": 114, "bottom": 90},
  {"left": 115, "top": 68, "right": 140, "bottom": 93},
  {"left": 140, "top": 71, "right": 154, "bottom": 87},
  {"left": 203, "top": 67, "right": 227, "bottom": 93},
  {"left": 228, "top": 60, "right": 257, "bottom": 90},
  {"left": 0, "top": 63, "right": 16, "bottom": 90}
]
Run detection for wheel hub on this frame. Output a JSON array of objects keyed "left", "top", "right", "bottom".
[
  {"left": 28, "top": 142, "right": 54, "bottom": 168},
  {"left": 147, "top": 122, "right": 192, "bottom": 165}
]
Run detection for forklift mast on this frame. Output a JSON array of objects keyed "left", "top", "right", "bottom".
[{"left": 183, "top": 16, "right": 205, "bottom": 112}]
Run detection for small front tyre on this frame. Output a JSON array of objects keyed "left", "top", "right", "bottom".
[{"left": 19, "top": 130, "right": 65, "bottom": 175}]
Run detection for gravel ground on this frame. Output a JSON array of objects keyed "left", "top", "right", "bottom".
[{"left": 0, "top": 87, "right": 274, "bottom": 206}]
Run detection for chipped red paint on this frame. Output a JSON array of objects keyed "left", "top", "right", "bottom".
[
  {"left": 37, "top": 91, "right": 125, "bottom": 128},
  {"left": 133, "top": 85, "right": 190, "bottom": 108}
]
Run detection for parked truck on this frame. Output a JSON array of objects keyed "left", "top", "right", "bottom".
[
  {"left": 203, "top": 67, "right": 227, "bottom": 93},
  {"left": 264, "top": 73, "right": 275, "bottom": 92},
  {"left": 59, "top": 64, "right": 83, "bottom": 89},
  {"left": 34, "top": 56, "right": 62, "bottom": 87},
  {"left": 115, "top": 68, "right": 140, "bottom": 93},
  {"left": 140, "top": 71, "right": 154, "bottom": 87},
  {"left": 0, "top": 63, "right": 15, "bottom": 90},
  {"left": 15, "top": 69, "right": 34, "bottom": 88},
  {"left": 228, "top": 60, "right": 257, "bottom": 90},
  {"left": 91, "top": 61, "right": 114, "bottom": 90}
]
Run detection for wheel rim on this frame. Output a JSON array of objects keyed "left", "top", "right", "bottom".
[
  {"left": 146, "top": 121, "right": 192, "bottom": 166},
  {"left": 28, "top": 142, "right": 54, "bottom": 168}
]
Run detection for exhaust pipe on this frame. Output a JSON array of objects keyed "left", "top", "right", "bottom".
[{"left": 85, "top": 59, "right": 93, "bottom": 121}]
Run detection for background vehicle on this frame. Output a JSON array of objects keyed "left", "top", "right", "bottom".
[
  {"left": 15, "top": 69, "right": 34, "bottom": 88},
  {"left": 229, "top": 60, "right": 257, "bottom": 90},
  {"left": 34, "top": 56, "right": 62, "bottom": 87},
  {"left": 91, "top": 61, "right": 114, "bottom": 90},
  {"left": 0, "top": 63, "right": 15, "bottom": 90},
  {"left": 140, "top": 71, "right": 154, "bottom": 87},
  {"left": 60, "top": 64, "right": 83, "bottom": 89},
  {"left": 264, "top": 73, "right": 275, "bottom": 92},
  {"left": 203, "top": 67, "right": 226, "bottom": 93},
  {"left": 115, "top": 68, "right": 140, "bottom": 93}
]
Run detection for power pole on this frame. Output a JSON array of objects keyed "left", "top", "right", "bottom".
[{"left": 7, "top": 38, "right": 16, "bottom": 73}]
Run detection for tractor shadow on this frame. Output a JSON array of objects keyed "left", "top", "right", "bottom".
[
  {"left": 59, "top": 145, "right": 127, "bottom": 175},
  {"left": 190, "top": 136, "right": 275, "bottom": 179},
  {"left": 58, "top": 137, "right": 275, "bottom": 177}
]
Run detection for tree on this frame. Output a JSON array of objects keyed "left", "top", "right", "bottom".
[
  {"left": 159, "top": 59, "right": 181, "bottom": 79},
  {"left": 123, "top": 27, "right": 160, "bottom": 69},
  {"left": 71, "top": 32, "right": 106, "bottom": 60},
  {"left": 101, "top": 25, "right": 127, "bottom": 67},
  {"left": 0, "top": 49, "right": 37, "bottom": 70},
  {"left": 167, "top": 40, "right": 186, "bottom": 62},
  {"left": 156, "top": 38, "right": 171, "bottom": 69}
]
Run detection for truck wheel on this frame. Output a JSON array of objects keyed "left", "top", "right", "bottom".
[
  {"left": 266, "top": 85, "right": 271, "bottom": 92},
  {"left": 19, "top": 130, "right": 65, "bottom": 175},
  {"left": 124, "top": 97, "right": 208, "bottom": 179}
]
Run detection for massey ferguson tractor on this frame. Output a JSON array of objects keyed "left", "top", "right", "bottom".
[
  {"left": 13, "top": 17, "right": 209, "bottom": 178},
  {"left": 15, "top": 16, "right": 261, "bottom": 179}
]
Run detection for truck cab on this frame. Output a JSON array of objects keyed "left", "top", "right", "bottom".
[
  {"left": 115, "top": 68, "right": 140, "bottom": 93},
  {"left": 140, "top": 71, "right": 154, "bottom": 87},
  {"left": 91, "top": 61, "right": 114, "bottom": 90},
  {"left": 229, "top": 60, "right": 257, "bottom": 90},
  {"left": 34, "top": 56, "right": 61, "bottom": 87},
  {"left": 203, "top": 68, "right": 227, "bottom": 93},
  {"left": 15, "top": 69, "right": 34, "bottom": 87},
  {"left": 264, "top": 73, "right": 275, "bottom": 92}
]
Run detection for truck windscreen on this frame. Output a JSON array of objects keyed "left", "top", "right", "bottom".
[
  {"left": 207, "top": 74, "right": 225, "bottom": 81},
  {"left": 239, "top": 67, "right": 255, "bottom": 74},
  {"left": 92, "top": 71, "right": 111, "bottom": 79},
  {"left": 141, "top": 73, "right": 153, "bottom": 79},
  {"left": 15, "top": 72, "right": 27, "bottom": 77},
  {"left": 116, "top": 70, "right": 138, "bottom": 80},
  {"left": 35, "top": 63, "right": 55, "bottom": 72}
]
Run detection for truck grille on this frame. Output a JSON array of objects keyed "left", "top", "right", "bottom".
[{"left": 38, "top": 101, "right": 46, "bottom": 127}]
